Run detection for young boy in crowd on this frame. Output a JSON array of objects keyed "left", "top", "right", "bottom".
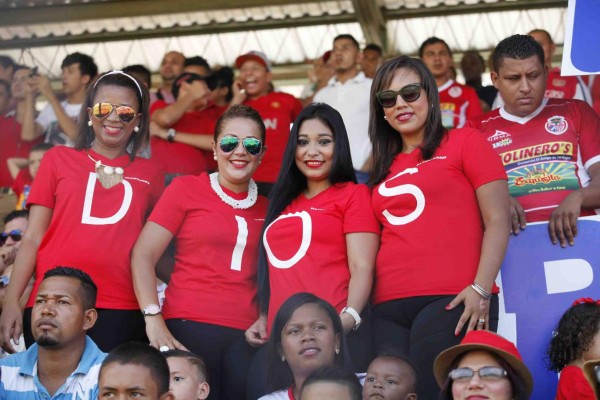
[
  {"left": 8, "top": 143, "right": 53, "bottom": 210},
  {"left": 363, "top": 355, "right": 418, "bottom": 400},
  {"left": 164, "top": 349, "right": 210, "bottom": 400},
  {"left": 98, "top": 342, "right": 174, "bottom": 400}
]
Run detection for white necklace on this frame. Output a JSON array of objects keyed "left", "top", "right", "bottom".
[
  {"left": 209, "top": 172, "right": 257, "bottom": 209},
  {"left": 88, "top": 152, "right": 125, "bottom": 189}
]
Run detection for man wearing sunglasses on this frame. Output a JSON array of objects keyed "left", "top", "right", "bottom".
[
  {"left": 468, "top": 34, "right": 600, "bottom": 248},
  {"left": 419, "top": 37, "right": 482, "bottom": 129},
  {"left": 0, "top": 210, "right": 31, "bottom": 320}
]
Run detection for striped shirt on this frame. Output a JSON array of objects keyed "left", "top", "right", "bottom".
[{"left": 0, "top": 336, "right": 106, "bottom": 400}]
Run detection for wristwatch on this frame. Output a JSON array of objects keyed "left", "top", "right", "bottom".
[
  {"left": 142, "top": 304, "right": 161, "bottom": 317},
  {"left": 341, "top": 306, "right": 362, "bottom": 331},
  {"left": 166, "top": 128, "right": 176, "bottom": 142}
]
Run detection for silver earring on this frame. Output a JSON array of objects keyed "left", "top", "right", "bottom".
[
  {"left": 213, "top": 154, "right": 218, "bottom": 161},
  {"left": 87, "top": 120, "right": 92, "bottom": 126},
  {"left": 335, "top": 348, "right": 340, "bottom": 355},
  {"left": 281, "top": 355, "right": 286, "bottom": 362},
  {"left": 384, "top": 116, "right": 387, "bottom": 120},
  {"left": 133, "top": 126, "right": 139, "bottom": 133}
]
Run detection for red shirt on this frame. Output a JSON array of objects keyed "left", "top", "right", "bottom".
[
  {"left": 149, "top": 101, "right": 224, "bottom": 175},
  {"left": 439, "top": 80, "right": 483, "bottom": 129},
  {"left": 244, "top": 92, "right": 303, "bottom": 183},
  {"left": 0, "top": 113, "right": 42, "bottom": 187},
  {"left": 371, "top": 129, "right": 506, "bottom": 304},
  {"left": 26, "top": 147, "right": 164, "bottom": 309},
  {"left": 545, "top": 68, "right": 582, "bottom": 100},
  {"left": 468, "top": 98, "right": 600, "bottom": 222},
  {"left": 556, "top": 366, "right": 595, "bottom": 400},
  {"left": 262, "top": 182, "right": 379, "bottom": 330},
  {"left": 149, "top": 173, "right": 268, "bottom": 330}
]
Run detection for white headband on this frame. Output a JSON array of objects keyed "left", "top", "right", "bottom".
[{"left": 93, "top": 70, "right": 144, "bottom": 97}]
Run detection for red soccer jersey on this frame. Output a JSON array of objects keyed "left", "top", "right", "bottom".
[
  {"left": 556, "top": 366, "right": 595, "bottom": 400},
  {"left": 438, "top": 80, "right": 483, "bottom": 129},
  {"left": 468, "top": 98, "right": 600, "bottom": 222},
  {"left": 26, "top": 147, "right": 164, "bottom": 309},
  {"left": 262, "top": 182, "right": 380, "bottom": 330},
  {"left": 371, "top": 129, "right": 506, "bottom": 305},
  {"left": 0, "top": 114, "right": 42, "bottom": 187},
  {"left": 150, "top": 173, "right": 268, "bottom": 330},
  {"left": 545, "top": 68, "right": 581, "bottom": 100},
  {"left": 244, "top": 92, "right": 303, "bottom": 183},
  {"left": 149, "top": 101, "right": 223, "bottom": 175}
]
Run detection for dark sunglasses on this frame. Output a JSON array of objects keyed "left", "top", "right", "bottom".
[
  {"left": 219, "top": 136, "right": 263, "bottom": 156},
  {"left": 376, "top": 83, "right": 422, "bottom": 108},
  {"left": 0, "top": 229, "right": 23, "bottom": 245},
  {"left": 449, "top": 366, "right": 507, "bottom": 382},
  {"left": 92, "top": 102, "right": 136, "bottom": 123}
]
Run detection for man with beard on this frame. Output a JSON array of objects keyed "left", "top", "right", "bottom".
[
  {"left": 314, "top": 34, "right": 372, "bottom": 182},
  {"left": 153, "top": 51, "right": 185, "bottom": 105},
  {"left": 0, "top": 267, "right": 105, "bottom": 399}
]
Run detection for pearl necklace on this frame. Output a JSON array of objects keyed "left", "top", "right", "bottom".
[
  {"left": 87, "top": 152, "right": 125, "bottom": 189},
  {"left": 209, "top": 172, "right": 257, "bottom": 209}
]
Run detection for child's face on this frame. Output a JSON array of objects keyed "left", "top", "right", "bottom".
[
  {"left": 28, "top": 150, "right": 46, "bottom": 179},
  {"left": 363, "top": 357, "right": 416, "bottom": 400},
  {"left": 166, "top": 357, "right": 209, "bottom": 400},
  {"left": 99, "top": 362, "right": 173, "bottom": 400},
  {"left": 583, "top": 331, "right": 600, "bottom": 362}
]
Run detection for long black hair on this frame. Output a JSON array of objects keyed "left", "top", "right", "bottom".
[
  {"left": 76, "top": 71, "right": 150, "bottom": 161},
  {"left": 368, "top": 56, "right": 446, "bottom": 185},
  {"left": 257, "top": 103, "right": 355, "bottom": 313},
  {"left": 265, "top": 293, "right": 352, "bottom": 392}
]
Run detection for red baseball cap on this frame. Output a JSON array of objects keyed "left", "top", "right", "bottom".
[
  {"left": 433, "top": 331, "right": 533, "bottom": 396},
  {"left": 235, "top": 51, "right": 272, "bottom": 72}
]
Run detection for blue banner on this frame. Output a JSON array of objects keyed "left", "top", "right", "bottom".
[{"left": 497, "top": 216, "right": 600, "bottom": 399}]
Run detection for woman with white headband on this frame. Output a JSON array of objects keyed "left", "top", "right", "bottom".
[{"left": 0, "top": 71, "right": 164, "bottom": 352}]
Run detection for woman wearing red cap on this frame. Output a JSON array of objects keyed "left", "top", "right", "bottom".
[{"left": 434, "top": 331, "right": 533, "bottom": 400}]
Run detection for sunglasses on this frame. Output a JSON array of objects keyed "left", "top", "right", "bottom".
[
  {"left": 219, "top": 136, "right": 263, "bottom": 156},
  {"left": 376, "top": 83, "right": 422, "bottom": 108},
  {"left": 92, "top": 102, "right": 136, "bottom": 123},
  {"left": 449, "top": 366, "right": 508, "bottom": 382},
  {"left": 0, "top": 229, "right": 23, "bottom": 245}
]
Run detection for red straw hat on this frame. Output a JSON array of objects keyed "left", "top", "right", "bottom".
[{"left": 433, "top": 331, "right": 533, "bottom": 396}]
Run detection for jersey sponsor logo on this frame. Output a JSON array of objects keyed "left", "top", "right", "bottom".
[
  {"left": 487, "top": 130, "right": 513, "bottom": 149},
  {"left": 448, "top": 86, "right": 462, "bottom": 98},
  {"left": 377, "top": 167, "right": 425, "bottom": 225},
  {"left": 552, "top": 78, "right": 566, "bottom": 87},
  {"left": 545, "top": 89, "right": 566, "bottom": 99},
  {"left": 514, "top": 168, "right": 561, "bottom": 187},
  {"left": 500, "top": 141, "right": 573, "bottom": 166},
  {"left": 81, "top": 172, "right": 133, "bottom": 225},
  {"left": 264, "top": 118, "right": 278, "bottom": 130},
  {"left": 545, "top": 116, "right": 568, "bottom": 135},
  {"left": 507, "top": 163, "right": 580, "bottom": 197}
]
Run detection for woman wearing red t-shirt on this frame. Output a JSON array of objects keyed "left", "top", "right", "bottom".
[
  {"left": 0, "top": 71, "right": 163, "bottom": 353},
  {"left": 132, "top": 105, "right": 268, "bottom": 400},
  {"left": 247, "top": 103, "right": 379, "bottom": 376},
  {"left": 368, "top": 56, "right": 510, "bottom": 398}
]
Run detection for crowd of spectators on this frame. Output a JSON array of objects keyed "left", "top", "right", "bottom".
[{"left": 0, "top": 27, "right": 599, "bottom": 400}]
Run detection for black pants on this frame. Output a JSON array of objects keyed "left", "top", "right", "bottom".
[
  {"left": 371, "top": 295, "right": 499, "bottom": 399},
  {"left": 24, "top": 308, "right": 147, "bottom": 353},
  {"left": 167, "top": 319, "right": 255, "bottom": 400}
]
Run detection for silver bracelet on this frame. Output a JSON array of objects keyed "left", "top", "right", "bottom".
[{"left": 470, "top": 283, "right": 492, "bottom": 300}]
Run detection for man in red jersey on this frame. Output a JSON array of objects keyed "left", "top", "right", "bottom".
[
  {"left": 468, "top": 34, "right": 600, "bottom": 247},
  {"left": 528, "top": 29, "right": 592, "bottom": 105},
  {"left": 420, "top": 37, "right": 483, "bottom": 129},
  {"left": 231, "top": 51, "right": 302, "bottom": 196}
]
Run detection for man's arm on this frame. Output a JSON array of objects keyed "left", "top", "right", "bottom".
[
  {"left": 549, "top": 162, "right": 600, "bottom": 247},
  {"left": 31, "top": 75, "right": 78, "bottom": 141},
  {"left": 152, "top": 81, "right": 209, "bottom": 127},
  {"left": 20, "top": 81, "right": 44, "bottom": 141}
]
